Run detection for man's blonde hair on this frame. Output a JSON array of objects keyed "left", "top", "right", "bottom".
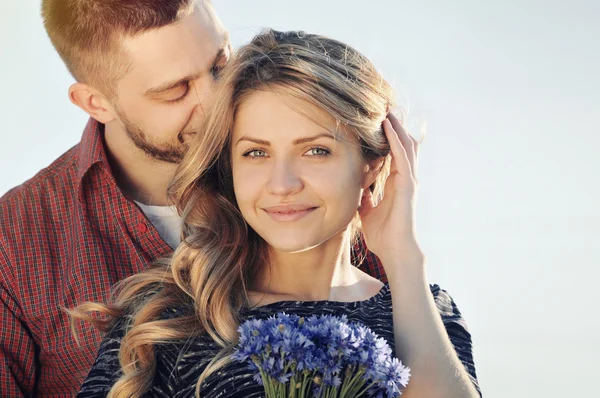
[{"left": 42, "top": 0, "right": 196, "bottom": 97}]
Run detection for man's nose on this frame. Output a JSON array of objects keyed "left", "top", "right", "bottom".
[{"left": 266, "top": 159, "right": 304, "bottom": 196}]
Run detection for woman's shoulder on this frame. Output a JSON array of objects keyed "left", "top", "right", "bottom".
[
  {"left": 76, "top": 315, "right": 132, "bottom": 397},
  {"left": 426, "top": 283, "right": 480, "bottom": 395},
  {"left": 427, "top": 283, "right": 472, "bottom": 332},
  {"left": 94, "top": 313, "right": 133, "bottom": 344}
]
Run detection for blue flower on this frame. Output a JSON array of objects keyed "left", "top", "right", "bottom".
[{"left": 233, "top": 313, "right": 410, "bottom": 397}]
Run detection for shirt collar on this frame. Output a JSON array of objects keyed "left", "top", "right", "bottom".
[
  {"left": 76, "top": 118, "right": 112, "bottom": 182},
  {"left": 75, "top": 118, "right": 118, "bottom": 206}
]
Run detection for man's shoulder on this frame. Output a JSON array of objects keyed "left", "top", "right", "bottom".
[
  {"left": 0, "top": 144, "right": 83, "bottom": 259},
  {"left": 0, "top": 144, "right": 80, "bottom": 209}
]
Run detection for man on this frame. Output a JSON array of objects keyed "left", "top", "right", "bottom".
[{"left": 0, "top": 1, "right": 386, "bottom": 395}]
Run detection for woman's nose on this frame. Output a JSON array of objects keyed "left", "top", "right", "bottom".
[{"left": 266, "top": 159, "right": 303, "bottom": 196}]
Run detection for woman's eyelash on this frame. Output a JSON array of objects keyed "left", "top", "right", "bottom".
[
  {"left": 305, "top": 147, "right": 331, "bottom": 156},
  {"left": 242, "top": 148, "right": 267, "bottom": 158},
  {"left": 242, "top": 147, "right": 332, "bottom": 158}
]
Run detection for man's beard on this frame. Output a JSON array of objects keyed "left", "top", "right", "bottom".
[{"left": 117, "top": 109, "right": 188, "bottom": 164}]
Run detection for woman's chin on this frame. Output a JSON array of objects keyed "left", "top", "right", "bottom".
[{"left": 263, "top": 237, "right": 321, "bottom": 255}]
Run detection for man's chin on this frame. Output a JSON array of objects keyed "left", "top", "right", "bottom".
[{"left": 140, "top": 145, "right": 187, "bottom": 164}]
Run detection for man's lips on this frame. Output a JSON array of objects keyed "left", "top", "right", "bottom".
[
  {"left": 178, "top": 132, "right": 198, "bottom": 143},
  {"left": 262, "top": 204, "right": 318, "bottom": 222}
]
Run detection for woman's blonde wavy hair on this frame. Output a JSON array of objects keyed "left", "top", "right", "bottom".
[{"left": 71, "top": 29, "right": 398, "bottom": 397}]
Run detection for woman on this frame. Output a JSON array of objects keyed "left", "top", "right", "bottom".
[{"left": 75, "top": 30, "right": 481, "bottom": 398}]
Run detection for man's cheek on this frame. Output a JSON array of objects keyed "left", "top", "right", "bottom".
[{"left": 147, "top": 106, "right": 187, "bottom": 128}]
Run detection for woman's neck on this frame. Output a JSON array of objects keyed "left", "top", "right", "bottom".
[{"left": 251, "top": 230, "right": 367, "bottom": 302}]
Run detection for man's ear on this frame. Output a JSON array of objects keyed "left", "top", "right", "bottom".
[
  {"left": 362, "top": 158, "right": 385, "bottom": 190},
  {"left": 68, "top": 82, "right": 116, "bottom": 124}
]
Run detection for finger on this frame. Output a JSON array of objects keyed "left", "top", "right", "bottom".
[
  {"left": 409, "top": 128, "right": 425, "bottom": 182},
  {"left": 409, "top": 136, "right": 420, "bottom": 180},
  {"left": 383, "top": 118, "right": 413, "bottom": 179},
  {"left": 387, "top": 113, "right": 414, "bottom": 153},
  {"left": 387, "top": 113, "right": 417, "bottom": 179},
  {"left": 410, "top": 135, "right": 420, "bottom": 154}
]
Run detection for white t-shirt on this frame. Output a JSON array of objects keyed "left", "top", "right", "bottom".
[{"left": 135, "top": 201, "right": 183, "bottom": 250}]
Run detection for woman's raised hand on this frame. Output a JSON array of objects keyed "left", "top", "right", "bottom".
[{"left": 358, "top": 113, "right": 424, "bottom": 274}]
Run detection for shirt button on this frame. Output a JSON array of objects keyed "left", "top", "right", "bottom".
[{"left": 137, "top": 222, "right": 148, "bottom": 233}]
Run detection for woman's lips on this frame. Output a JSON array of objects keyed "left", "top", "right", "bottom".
[{"left": 262, "top": 205, "right": 318, "bottom": 222}]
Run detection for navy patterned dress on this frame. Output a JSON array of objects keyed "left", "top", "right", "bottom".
[{"left": 77, "top": 284, "right": 481, "bottom": 397}]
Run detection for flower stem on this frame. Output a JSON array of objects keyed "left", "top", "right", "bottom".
[{"left": 354, "top": 380, "right": 379, "bottom": 397}]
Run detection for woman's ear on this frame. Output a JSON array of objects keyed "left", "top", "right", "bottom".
[{"left": 362, "top": 157, "right": 385, "bottom": 190}]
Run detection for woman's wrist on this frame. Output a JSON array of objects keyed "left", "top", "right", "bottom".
[
  {"left": 378, "top": 239, "right": 426, "bottom": 279},
  {"left": 382, "top": 257, "right": 426, "bottom": 285}
]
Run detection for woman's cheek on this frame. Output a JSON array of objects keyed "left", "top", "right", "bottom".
[
  {"left": 233, "top": 166, "right": 264, "bottom": 208},
  {"left": 309, "top": 162, "right": 354, "bottom": 193}
]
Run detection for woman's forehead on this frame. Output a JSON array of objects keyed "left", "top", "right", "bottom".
[{"left": 233, "top": 90, "right": 357, "bottom": 143}]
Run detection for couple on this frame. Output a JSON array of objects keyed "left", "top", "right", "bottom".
[{"left": 0, "top": 1, "right": 480, "bottom": 397}]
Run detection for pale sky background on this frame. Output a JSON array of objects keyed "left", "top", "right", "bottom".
[{"left": 1, "top": 0, "right": 599, "bottom": 396}]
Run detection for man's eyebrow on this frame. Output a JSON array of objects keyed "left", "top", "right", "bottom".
[
  {"left": 236, "top": 133, "right": 335, "bottom": 146},
  {"left": 145, "top": 34, "right": 231, "bottom": 96}
]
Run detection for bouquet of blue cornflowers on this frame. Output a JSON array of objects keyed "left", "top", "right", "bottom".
[{"left": 232, "top": 313, "right": 410, "bottom": 398}]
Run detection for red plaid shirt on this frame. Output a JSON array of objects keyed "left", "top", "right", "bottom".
[{"left": 0, "top": 118, "right": 386, "bottom": 396}]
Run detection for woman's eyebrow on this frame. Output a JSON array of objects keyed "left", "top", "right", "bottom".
[
  {"left": 292, "top": 132, "right": 335, "bottom": 144},
  {"left": 236, "top": 132, "right": 335, "bottom": 146},
  {"left": 236, "top": 136, "right": 270, "bottom": 146}
]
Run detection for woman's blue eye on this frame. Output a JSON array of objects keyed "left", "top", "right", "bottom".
[
  {"left": 244, "top": 149, "right": 267, "bottom": 158},
  {"left": 306, "top": 147, "right": 331, "bottom": 156}
]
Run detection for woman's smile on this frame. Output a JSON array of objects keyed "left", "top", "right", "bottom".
[{"left": 261, "top": 204, "right": 319, "bottom": 222}]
